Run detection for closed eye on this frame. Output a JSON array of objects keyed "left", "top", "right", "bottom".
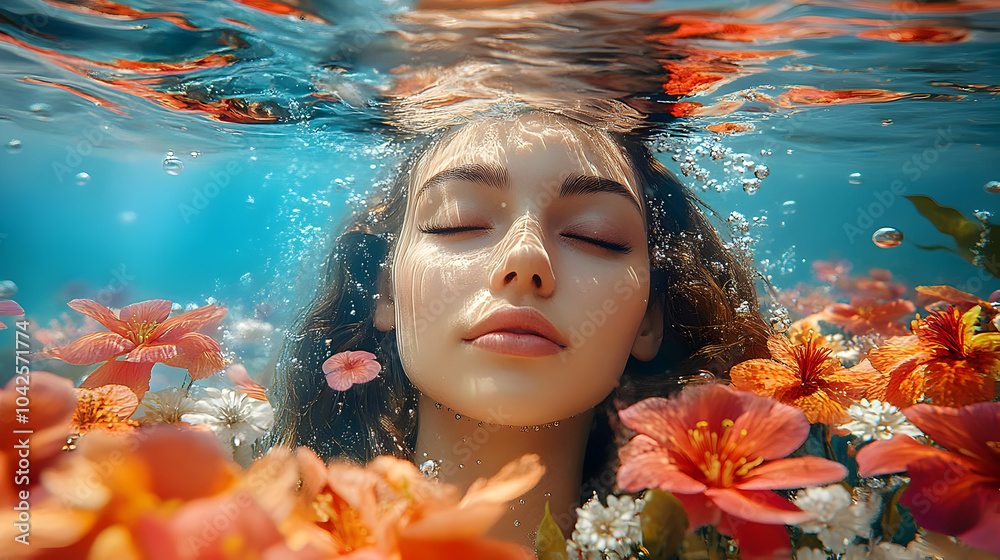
[
  {"left": 561, "top": 233, "right": 632, "bottom": 254},
  {"left": 418, "top": 224, "right": 491, "bottom": 235}
]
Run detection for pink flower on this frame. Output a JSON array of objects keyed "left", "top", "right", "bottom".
[
  {"left": 322, "top": 351, "right": 381, "bottom": 391},
  {"left": 617, "top": 383, "right": 847, "bottom": 560},
  {"left": 0, "top": 299, "right": 24, "bottom": 329}
]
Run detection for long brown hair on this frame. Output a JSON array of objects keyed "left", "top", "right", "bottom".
[{"left": 263, "top": 115, "right": 771, "bottom": 485}]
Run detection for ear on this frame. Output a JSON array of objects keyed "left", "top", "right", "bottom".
[
  {"left": 374, "top": 266, "right": 395, "bottom": 332},
  {"left": 630, "top": 297, "right": 663, "bottom": 362}
]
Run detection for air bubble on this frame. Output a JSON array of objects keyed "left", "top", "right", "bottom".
[
  {"left": 881, "top": 119, "right": 893, "bottom": 126},
  {"left": 872, "top": 227, "right": 903, "bottom": 248},
  {"left": 760, "top": 148, "right": 772, "bottom": 157},
  {"left": 7, "top": 139, "right": 22, "bottom": 153},
  {"left": 163, "top": 155, "right": 184, "bottom": 175},
  {"left": 781, "top": 200, "right": 796, "bottom": 214},
  {"left": 30, "top": 103, "right": 52, "bottom": 119},
  {"left": 74, "top": 172, "right": 90, "bottom": 186},
  {"left": 0, "top": 280, "right": 18, "bottom": 298},
  {"left": 754, "top": 165, "right": 769, "bottom": 179},
  {"left": 984, "top": 181, "right": 1000, "bottom": 193},
  {"left": 848, "top": 172, "right": 863, "bottom": 185},
  {"left": 742, "top": 178, "right": 760, "bottom": 195}
]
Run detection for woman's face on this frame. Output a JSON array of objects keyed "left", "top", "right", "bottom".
[{"left": 381, "top": 113, "right": 658, "bottom": 425}]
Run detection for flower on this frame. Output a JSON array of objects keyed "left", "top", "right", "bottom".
[
  {"left": 140, "top": 387, "right": 198, "bottom": 424},
  {"left": 821, "top": 298, "right": 915, "bottom": 337},
  {"left": 182, "top": 387, "right": 273, "bottom": 467},
  {"left": 729, "top": 334, "right": 870, "bottom": 424},
  {"left": 568, "top": 493, "right": 645, "bottom": 558},
  {"left": 72, "top": 385, "right": 140, "bottom": 434},
  {"left": 915, "top": 285, "right": 995, "bottom": 317},
  {"left": 868, "top": 306, "right": 1000, "bottom": 407},
  {"left": 793, "top": 484, "right": 878, "bottom": 553},
  {"left": 42, "top": 299, "right": 227, "bottom": 398},
  {"left": 836, "top": 268, "right": 906, "bottom": 301},
  {"left": 856, "top": 401, "right": 1000, "bottom": 554},
  {"left": 617, "top": 383, "right": 847, "bottom": 560},
  {"left": 0, "top": 299, "right": 24, "bottom": 329},
  {"left": 322, "top": 350, "right": 381, "bottom": 391},
  {"left": 836, "top": 399, "right": 922, "bottom": 443}
]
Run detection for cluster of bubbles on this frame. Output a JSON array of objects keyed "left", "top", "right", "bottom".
[{"left": 656, "top": 135, "right": 770, "bottom": 195}]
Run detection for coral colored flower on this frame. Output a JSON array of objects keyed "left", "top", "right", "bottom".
[
  {"left": 322, "top": 350, "right": 381, "bottom": 391},
  {"left": 812, "top": 259, "right": 852, "bottom": 283},
  {"left": 869, "top": 306, "right": 1000, "bottom": 408},
  {"left": 729, "top": 334, "right": 871, "bottom": 424},
  {"left": 836, "top": 268, "right": 906, "bottom": 301},
  {"left": 856, "top": 401, "right": 1000, "bottom": 554},
  {"left": 42, "top": 299, "right": 227, "bottom": 398},
  {"left": 915, "top": 285, "right": 994, "bottom": 315},
  {"left": 0, "top": 299, "right": 24, "bottom": 329},
  {"left": 72, "top": 385, "right": 139, "bottom": 435},
  {"left": 821, "top": 298, "right": 915, "bottom": 337},
  {"left": 617, "top": 383, "right": 847, "bottom": 560}
]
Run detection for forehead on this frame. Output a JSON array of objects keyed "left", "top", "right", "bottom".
[{"left": 411, "top": 114, "right": 639, "bottom": 194}]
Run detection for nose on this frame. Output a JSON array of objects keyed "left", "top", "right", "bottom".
[{"left": 490, "top": 212, "right": 556, "bottom": 298}]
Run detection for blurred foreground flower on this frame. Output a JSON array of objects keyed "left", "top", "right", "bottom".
[
  {"left": 729, "top": 334, "right": 870, "bottom": 424},
  {"left": 616, "top": 383, "right": 847, "bottom": 559},
  {"left": 856, "top": 401, "right": 1000, "bottom": 554},
  {"left": 71, "top": 385, "right": 139, "bottom": 435},
  {"left": 322, "top": 350, "right": 381, "bottom": 391},
  {"left": 0, "top": 299, "right": 24, "bottom": 329},
  {"left": 41, "top": 299, "right": 227, "bottom": 398},
  {"left": 868, "top": 306, "right": 999, "bottom": 407}
]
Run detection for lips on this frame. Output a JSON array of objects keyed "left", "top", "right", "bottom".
[{"left": 464, "top": 307, "right": 567, "bottom": 357}]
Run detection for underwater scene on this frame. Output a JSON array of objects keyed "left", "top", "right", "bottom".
[{"left": 1, "top": 0, "right": 999, "bottom": 558}]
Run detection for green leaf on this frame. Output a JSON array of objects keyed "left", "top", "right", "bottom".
[
  {"left": 535, "top": 502, "right": 568, "bottom": 560},
  {"left": 640, "top": 490, "right": 689, "bottom": 560},
  {"left": 905, "top": 195, "right": 982, "bottom": 264}
]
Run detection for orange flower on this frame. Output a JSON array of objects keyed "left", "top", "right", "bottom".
[
  {"left": 322, "top": 350, "right": 381, "bottom": 391},
  {"left": 71, "top": 385, "right": 140, "bottom": 435},
  {"left": 0, "top": 299, "right": 24, "bottom": 329},
  {"left": 42, "top": 299, "right": 227, "bottom": 398},
  {"left": 868, "top": 306, "right": 1000, "bottom": 408},
  {"left": 915, "top": 285, "right": 996, "bottom": 319},
  {"left": 730, "top": 334, "right": 871, "bottom": 424},
  {"left": 856, "top": 402, "right": 1000, "bottom": 554},
  {"left": 617, "top": 383, "right": 847, "bottom": 560},
  {"left": 821, "top": 298, "right": 915, "bottom": 337}
]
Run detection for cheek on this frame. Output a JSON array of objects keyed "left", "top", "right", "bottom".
[{"left": 393, "top": 245, "right": 477, "bottom": 340}]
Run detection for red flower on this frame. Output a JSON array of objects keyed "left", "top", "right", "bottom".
[
  {"left": 0, "top": 299, "right": 24, "bottom": 329},
  {"left": 322, "top": 350, "right": 381, "bottom": 391},
  {"left": 856, "top": 401, "right": 1000, "bottom": 554},
  {"left": 617, "top": 383, "right": 847, "bottom": 559},
  {"left": 821, "top": 298, "right": 915, "bottom": 337},
  {"left": 42, "top": 299, "right": 226, "bottom": 399}
]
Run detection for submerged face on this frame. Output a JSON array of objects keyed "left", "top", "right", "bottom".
[{"left": 383, "top": 113, "right": 657, "bottom": 425}]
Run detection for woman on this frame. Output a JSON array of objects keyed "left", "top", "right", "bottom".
[{"left": 265, "top": 110, "right": 770, "bottom": 545}]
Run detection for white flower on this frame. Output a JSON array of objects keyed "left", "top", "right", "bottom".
[
  {"left": 566, "top": 540, "right": 606, "bottom": 560},
  {"left": 794, "top": 484, "right": 878, "bottom": 554},
  {"left": 182, "top": 387, "right": 273, "bottom": 466},
  {"left": 570, "top": 494, "right": 645, "bottom": 558},
  {"left": 838, "top": 399, "right": 923, "bottom": 443},
  {"left": 140, "top": 387, "right": 197, "bottom": 424}
]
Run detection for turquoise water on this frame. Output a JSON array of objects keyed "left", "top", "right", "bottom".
[{"left": 1, "top": 0, "right": 999, "bottom": 384}]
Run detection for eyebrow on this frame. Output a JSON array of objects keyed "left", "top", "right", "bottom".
[{"left": 416, "top": 164, "right": 642, "bottom": 216}]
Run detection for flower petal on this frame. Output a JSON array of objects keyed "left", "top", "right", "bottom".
[
  {"left": 899, "top": 454, "right": 992, "bottom": 537},
  {"left": 725, "top": 517, "right": 793, "bottom": 560},
  {"left": 461, "top": 454, "right": 544, "bottom": 509},
  {"left": 729, "top": 395, "right": 810, "bottom": 461},
  {"left": 705, "top": 488, "right": 814, "bottom": 525},
  {"left": 0, "top": 300, "right": 24, "bottom": 316},
  {"left": 855, "top": 434, "right": 962, "bottom": 477},
  {"left": 45, "top": 331, "right": 133, "bottom": 364},
  {"left": 765, "top": 335, "right": 798, "bottom": 370},
  {"left": 919, "top": 358, "right": 995, "bottom": 407},
  {"left": 118, "top": 299, "right": 172, "bottom": 326},
  {"left": 736, "top": 457, "right": 846, "bottom": 490},
  {"left": 729, "top": 359, "right": 800, "bottom": 398},
  {"left": 79, "top": 360, "right": 154, "bottom": 399},
  {"left": 618, "top": 397, "right": 676, "bottom": 444},
  {"left": 322, "top": 351, "right": 381, "bottom": 391},
  {"left": 617, "top": 434, "right": 708, "bottom": 494},
  {"left": 904, "top": 402, "right": 1000, "bottom": 464},
  {"left": 68, "top": 299, "right": 128, "bottom": 334},
  {"left": 125, "top": 342, "right": 178, "bottom": 363},
  {"left": 226, "top": 364, "right": 268, "bottom": 401},
  {"left": 149, "top": 304, "right": 227, "bottom": 341}
]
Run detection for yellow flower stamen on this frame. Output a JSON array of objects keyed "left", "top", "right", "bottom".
[{"left": 688, "top": 418, "right": 765, "bottom": 487}]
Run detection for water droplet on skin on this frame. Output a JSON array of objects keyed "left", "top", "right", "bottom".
[
  {"left": 543, "top": 492, "right": 551, "bottom": 498},
  {"left": 984, "top": 181, "right": 1000, "bottom": 193},
  {"left": 458, "top": 464, "right": 464, "bottom": 469},
  {"left": 754, "top": 165, "right": 769, "bottom": 179},
  {"left": 7, "top": 139, "right": 22, "bottom": 153},
  {"left": 455, "top": 414, "right": 461, "bottom": 420},
  {"left": 163, "top": 155, "right": 184, "bottom": 175},
  {"left": 74, "top": 172, "right": 90, "bottom": 186},
  {"left": 514, "top": 520, "right": 520, "bottom": 527},
  {"left": 848, "top": 172, "right": 863, "bottom": 185},
  {"left": 872, "top": 227, "right": 903, "bottom": 248},
  {"left": 476, "top": 460, "right": 481, "bottom": 464},
  {"left": 519, "top": 499, "right": 525, "bottom": 505}
]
